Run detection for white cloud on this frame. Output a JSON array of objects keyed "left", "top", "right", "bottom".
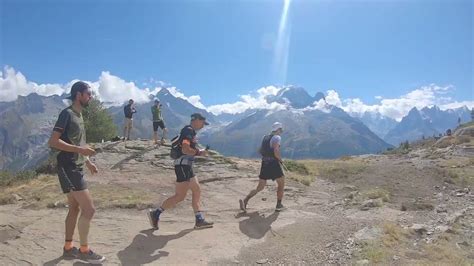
[
  {"left": 324, "top": 90, "right": 343, "bottom": 107},
  {"left": 165, "top": 87, "right": 207, "bottom": 109},
  {"left": 324, "top": 84, "right": 473, "bottom": 121},
  {"left": 207, "top": 84, "right": 472, "bottom": 119},
  {"left": 207, "top": 86, "right": 287, "bottom": 115},
  {"left": 90, "top": 71, "right": 151, "bottom": 105},
  {"left": 0, "top": 67, "right": 158, "bottom": 105},
  {"left": 302, "top": 98, "right": 331, "bottom": 113},
  {"left": 0, "top": 67, "right": 211, "bottom": 110},
  {"left": 187, "top": 95, "right": 206, "bottom": 109},
  {"left": 0, "top": 66, "right": 65, "bottom": 101},
  {"left": 2, "top": 66, "right": 471, "bottom": 119},
  {"left": 206, "top": 83, "right": 472, "bottom": 120},
  {"left": 440, "top": 101, "right": 474, "bottom": 110}
]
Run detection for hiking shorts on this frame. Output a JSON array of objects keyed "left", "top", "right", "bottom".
[
  {"left": 153, "top": 120, "right": 166, "bottom": 131},
  {"left": 259, "top": 159, "right": 284, "bottom": 181},
  {"left": 175, "top": 165, "right": 195, "bottom": 183},
  {"left": 57, "top": 163, "right": 87, "bottom": 193},
  {"left": 124, "top": 118, "right": 133, "bottom": 129}
]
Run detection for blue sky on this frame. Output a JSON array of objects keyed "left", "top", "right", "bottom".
[{"left": 0, "top": 0, "right": 472, "bottom": 115}]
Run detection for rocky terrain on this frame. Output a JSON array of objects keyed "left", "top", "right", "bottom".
[{"left": 0, "top": 125, "right": 473, "bottom": 265}]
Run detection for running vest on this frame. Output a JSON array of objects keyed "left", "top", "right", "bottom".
[{"left": 259, "top": 134, "right": 275, "bottom": 158}]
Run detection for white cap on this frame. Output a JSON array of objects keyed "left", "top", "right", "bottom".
[{"left": 272, "top": 122, "right": 283, "bottom": 131}]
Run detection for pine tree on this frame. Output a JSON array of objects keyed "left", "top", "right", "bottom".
[{"left": 83, "top": 98, "right": 117, "bottom": 143}]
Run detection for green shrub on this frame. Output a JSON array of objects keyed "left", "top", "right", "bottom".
[
  {"left": 282, "top": 160, "right": 310, "bottom": 175},
  {"left": 0, "top": 170, "right": 37, "bottom": 186}
]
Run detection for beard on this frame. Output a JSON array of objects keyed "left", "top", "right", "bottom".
[{"left": 80, "top": 99, "right": 90, "bottom": 107}]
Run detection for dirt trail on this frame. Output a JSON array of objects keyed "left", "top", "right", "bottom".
[{"left": 0, "top": 140, "right": 472, "bottom": 265}]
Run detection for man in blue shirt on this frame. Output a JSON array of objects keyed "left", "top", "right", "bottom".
[
  {"left": 123, "top": 99, "right": 136, "bottom": 141},
  {"left": 147, "top": 113, "right": 214, "bottom": 230}
]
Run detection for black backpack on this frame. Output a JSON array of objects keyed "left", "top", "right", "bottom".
[
  {"left": 169, "top": 126, "right": 193, "bottom": 159},
  {"left": 259, "top": 134, "right": 275, "bottom": 157}
]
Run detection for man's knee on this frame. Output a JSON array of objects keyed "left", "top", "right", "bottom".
[
  {"left": 68, "top": 205, "right": 80, "bottom": 215},
  {"left": 277, "top": 179, "right": 284, "bottom": 186},
  {"left": 190, "top": 179, "right": 201, "bottom": 192},
  {"left": 191, "top": 185, "right": 201, "bottom": 195},
  {"left": 81, "top": 206, "right": 96, "bottom": 220},
  {"left": 175, "top": 193, "right": 187, "bottom": 202}
]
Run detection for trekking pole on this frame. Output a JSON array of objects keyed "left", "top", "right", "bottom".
[{"left": 280, "top": 160, "right": 289, "bottom": 173}]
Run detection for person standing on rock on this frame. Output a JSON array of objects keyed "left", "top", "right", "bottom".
[
  {"left": 151, "top": 99, "right": 168, "bottom": 145},
  {"left": 147, "top": 113, "right": 214, "bottom": 230},
  {"left": 48, "top": 81, "right": 106, "bottom": 264},
  {"left": 123, "top": 99, "right": 136, "bottom": 141},
  {"left": 240, "top": 122, "right": 286, "bottom": 212}
]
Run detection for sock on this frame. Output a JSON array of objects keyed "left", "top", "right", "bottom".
[
  {"left": 195, "top": 211, "right": 204, "bottom": 222},
  {"left": 64, "top": 240, "right": 73, "bottom": 251},
  {"left": 277, "top": 199, "right": 282, "bottom": 205},
  {"left": 154, "top": 207, "right": 164, "bottom": 219}
]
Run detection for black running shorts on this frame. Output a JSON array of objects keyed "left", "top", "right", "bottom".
[
  {"left": 153, "top": 121, "right": 166, "bottom": 131},
  {"left": 175, "top": 165, "right": 195, "bottom": 182},
  {"left": 259, "top": 159, "right": 284, "bottom": 181},
  {"left": 57, "top": 163, "right": 87, "bottom": 193}
]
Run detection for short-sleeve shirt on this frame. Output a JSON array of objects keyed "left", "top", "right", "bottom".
[
  {"left": 52, "top": 106, "right": 86, "bottom": 166},
  {"left": 269, "top": 135, "right": 281, "bottom": 149},
  {"left": 124, "top": 104, "right": 135, "bottom": 119},
  {"left": 174, "top": 125, "right": 198, "bottom": 165},
  {"left": 151, "top": 105, "right": 163, "bottom": 121}
]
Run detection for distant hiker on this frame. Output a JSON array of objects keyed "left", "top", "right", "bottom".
[
  {"left": 123, "top": 99, "right": 136, "bottom": 141},
  {"left": 151, "top": 99, "right": 168, "bottom": 145},
  {"left": 240, "top": 122, "right": 286, "bottom": 212},
  {"left": 48, "top": 81, "right": 106, "bottom": 264},
  {"left": 147, "top": 113, "right": 214, "bottom": 230}
]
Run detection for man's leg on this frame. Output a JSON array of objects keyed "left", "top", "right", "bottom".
[
  {"left": 189, "top": 177, "right": 213, "bottom": 229},
  {"left": 63, "top": 193, "right": 80, "bottom": 257},
  {"left": 70, "top": 190, "right": 95, "bottom": 252},
  {"left": 127, "top": 119, "right": 133, "bottom": 140},
  {"left": 70, "top": 190, "right": 105, "bottom": 263},
  {"left": 147, "top": 181, "right": 190, "bottom": 230},
  {"left": 188, "top": 176, "right": 201, "bottom": 213},
  {"left": 275, "top": 177, "right": 285, "bottom": 211},
  {"left": 276, "top": 177, "right": 285, "bottom": 201},
  {"left": 123, "top": 124, "right": 127, "bottom": 141},
  {"left": 161, "top": 181, "right": 190, "bottom": 209},
  {"left": 240, "top": 179, "right": 267, "bottom": 211},
  {"left": 153, "top": 122, "right": 158, "bottom": 144},
  {"left": 161, "top": 128, "right": 168, "bottom": 143},
  {"left": 153, "top": 131, "right": 158, "bottom": 144},
  {"left": 65, "top": 193, "right": 80, "bottom": 245}
]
